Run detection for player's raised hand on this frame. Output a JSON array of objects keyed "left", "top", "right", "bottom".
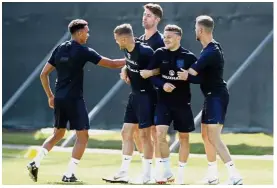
[
  {"left": 163, "top": 83, "right": 176, "bottom": 92},
  {"left": 48, "top": 95, "right": 54, "bottom": 109},
  {"left": 140, "top": 70, "right": 152, "bottom": 79},
  {"left": 177, "top": 68, "right": 188, "bottom": 81}
]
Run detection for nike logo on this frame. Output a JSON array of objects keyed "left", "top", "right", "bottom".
[
  {"left": 208, "top": 118, "right": 215, "bottom": 121},
  {"left": 233, "top": 179, "right": 243, "bottom": 185},
  {"left": 208, "top": 179, "right": 218, "bottom": 184}
]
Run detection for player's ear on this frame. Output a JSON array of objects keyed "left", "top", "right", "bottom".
[
  {"left": 120, "top": 37, "right": 126, "bottom": 44},
  {"left": 155, "top": 17, "right": 161, "bottom": 24},
  {"left": 77, "top": 30, "right": 82, "bottom": 37},
  {"left": 200, "top": 26, "right": 204, "bottom": 34}
]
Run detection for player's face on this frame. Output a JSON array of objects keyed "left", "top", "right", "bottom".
[
  {"left": 114, "top": 33, "right": 127, "bottom": 50},
  {"left": 142, "top": 8, "right": 159, "bottom": 29},
  {"left": 163, "top": 31, "right": 181, "bottom": 50},
  {"left": 77, "top": 26, "right": 89, "bottom": 44},
  {"left": 195, "top": 23, "right": 202, "bottom": 41}
]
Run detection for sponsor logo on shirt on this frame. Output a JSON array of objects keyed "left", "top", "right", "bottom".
[
  {"left": 127, "top": 65, "right": 139, "bottom": 73},
  {"left": 126, "top": 58, "right": 138, "bottom": 66},
  {"left": 162, "top": 70, "right": 179, "bottom": 80},
  {"left": 169, "top": 70, "right": 175, "bottom": 76}
]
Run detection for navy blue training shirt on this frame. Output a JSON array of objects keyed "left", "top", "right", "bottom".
[
  {"left": 124, "top": 41, "right": 154, "bottom": 93},
  {"left": 190, "top": 40, "right": 227, "bottom": 96},
  {"left": 148, "top": 46, "right": 197, "bottom": 105},
  {"left": 48, "top": 40, "right": 102, "bottom": 99},
  {"left": 139, "top": 31, "right": 164, "bottom": 51}
]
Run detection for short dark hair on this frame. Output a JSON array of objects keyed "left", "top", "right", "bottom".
[
  {"left": 196, "top": 15, "right": 214, "bottom": 32},
  {"left": 144, "top": 3, "right": 163, "bottom": 19},
  {"left": 164, "top": 24, "right": 182, "bottom": 36},
  {"left": 113, "top": 23, "right": 133, "bottom": 36},
  {"left": 68, "top": 19, "right": 88, "bottom": 34}
]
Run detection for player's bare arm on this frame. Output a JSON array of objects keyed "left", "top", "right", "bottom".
[
  {"left": 188, "top": 68, "right": 198, "bottom": 75},
  {"left": 140, "top": 68, "right": 160, "bottom": 79},
  {"left": 98, "top": 57, "right": 126, "bottom": 68},
  {"left": 177, "top": 68, "right": 199, "bottom": 81},
  {"left": 40, "top": 62, "right": 55, "bottom": 108}
]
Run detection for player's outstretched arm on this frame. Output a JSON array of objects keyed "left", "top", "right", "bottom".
[
  {"left": 177, "top": 53, "right": 204, "bottom": 84},
  {"left": 40, "top": 62, "right": 55, "bottom": 108},
  {"left": 140, "top": 49, "right": 162, "bottom": 79},
  {"left": 85, "top": 47, "right": 125, "bottom": 69},
  {"left": 98, "top": 57, "right": 126, "bottom": 69},
  {"left": 177, "top": 68, "right": 202, "bottom": 84}
]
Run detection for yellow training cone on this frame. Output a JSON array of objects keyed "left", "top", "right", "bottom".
[{"left": 24, "top": 146, "right": 39, "bottom": 159}]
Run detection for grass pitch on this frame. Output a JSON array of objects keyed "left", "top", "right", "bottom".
[{"left": 2, "top": 148, "right": 273, "bottom": 185}]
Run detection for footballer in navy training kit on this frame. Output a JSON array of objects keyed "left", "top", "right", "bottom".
[
  {"left": 27, "top": 19, "right": 125, "bottom": 183},
  {"left": 119, "top": 4, "right": 165, "bottom": 172},
  {"left": 139, "top": 3, "right": 178, "bottom": 156},
  {"left": 142, "top": 24, "right": 200, "bottom": 185},
  {"left": 177, "top": 15, "right": 243, "bottom": 185},
  {"left": 103, "top": 23, "right": 155, "bottom": 184}
]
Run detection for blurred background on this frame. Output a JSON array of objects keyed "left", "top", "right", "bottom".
[{"left": 2, "top": 2, "right": 273, "bottom": 133}]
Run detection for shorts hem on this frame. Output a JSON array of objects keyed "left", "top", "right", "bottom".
[{"left": 202, "top": 120, "right": 224, "bottom": 125}]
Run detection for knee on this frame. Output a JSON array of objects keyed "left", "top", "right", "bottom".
[
  {"left": 179, "top": 133, "right": 189, "bottom": 143},
  {"left": 139, "top": 129, "right": 151, "bottom": 141},
  {"left": 207, "top": 130, "right": 216, "bottom": 144},
  {"left": 76, "top": 132, "right": 89, "bottom": 144},
  {"left": 151, "top": 126, "right": 157, "bottom": 139},
  {"left": 133, "top": 128, "right": 139, "bottom": 139},
  {"left": 156, "top": 129, "right": 167, "bottom": 143},
  {"left": 121, "top": 125, "right": 133, "bottom": 141},
  {"left": 201, "top": 130, "right": 209, "bottom": 142},
  {"left": 53, "top": 129, "right": 66, "bottom": 140}
]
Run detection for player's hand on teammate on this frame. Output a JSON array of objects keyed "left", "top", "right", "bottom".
[
  {"left": 124, "top": 76, "right": 130, "bottom": 84},
  {"left": 177, "top": 68, "right": 189, "bottom": 81},
  {"left": 140, "top": 70, "right": 152, "bottom": 79},
  {"left": 163, "top": 83, "right": 176, "bottom": 92},
  {"left": 48, "top": 95, "right": 54, "bottom": 109},
  {"left": 120, "top": 72, "right": 130, "bottom": 84},
  {"left": 120, "top": 67, "right": 130, "bottom": 84}
]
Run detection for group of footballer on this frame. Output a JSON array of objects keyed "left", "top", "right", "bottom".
[{"left": 27, "top": 3, "right": 243, "bottom": 185}]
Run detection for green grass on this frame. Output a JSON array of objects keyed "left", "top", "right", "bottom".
[
  {"left": 2, "top": 148, "right": 273, "bottom": 185},
  {"left": 3, "top": 131, "right": 273, "bottom": 155}
]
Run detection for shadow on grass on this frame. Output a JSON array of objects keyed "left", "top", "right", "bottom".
[
  {"left": 46, "top": 181, "right": 87, "bottom": 185},
  {"left": 3, "top": 132, "right": 273, "bottom": 155}
]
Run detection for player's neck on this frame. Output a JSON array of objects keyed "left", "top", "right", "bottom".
[
  {"left": 200, "top": 35, "right": 213, "bottom": 48},
  {"left": 144, "top": 27, "right": 157, "bottom": 40},
  {"left": 126, "top": 39, "right": 136, "bottom": 52},
  {"left": 168, "top": 44, "right": 181, "bottom": 51},
  {"left": 72, "top": 37, "right": 83, "bottom": 45}
]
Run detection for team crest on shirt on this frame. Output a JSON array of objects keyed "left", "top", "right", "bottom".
[
  {"left": 169, "top": 70, "right": 175, "bottom": 76},
  {"left": 176, "top": 59, "right": 184, "bottom": 68}
]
